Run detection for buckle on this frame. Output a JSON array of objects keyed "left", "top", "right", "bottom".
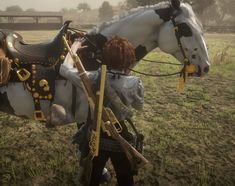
[
  {"left": 34, "top": 110, "right": 46, "bottom": 122},
  {"left": 105, "top": 108, "right": 122, "bottom": 133},
  {"left": 16, "top": 68, "right": 31, "bottom": 81}
]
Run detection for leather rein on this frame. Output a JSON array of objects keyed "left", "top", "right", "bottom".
[
  {"left": 69, "top": 15, "right": 191, "bottom": 79},
  {"left": 128, "top": 15, "right": 191, "bottom": 78},
  {"left": 68, "top": 16, "right": 192, "bottom": 122}
]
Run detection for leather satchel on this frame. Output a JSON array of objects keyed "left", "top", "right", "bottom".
[{"left": 0, "top": 57, "right": 11, "bottom": 86}]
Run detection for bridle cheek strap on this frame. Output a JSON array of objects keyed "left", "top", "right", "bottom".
[{"left": 170, "top": 16, "right": 190, "bottom": 91}]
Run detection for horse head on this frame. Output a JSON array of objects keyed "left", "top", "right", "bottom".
[
  {"left": 158, "top": 0, "right": 210, "bottom": 76},
  {"left": 88, "top": 0, "right": 210, "bottom": 77}
]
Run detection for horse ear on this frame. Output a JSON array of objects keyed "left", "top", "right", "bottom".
[{"left": 171, "top": 0, "right": 181, "bottom": 10}]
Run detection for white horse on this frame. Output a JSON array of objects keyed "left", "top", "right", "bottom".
[{"left": 0, "top": 0, "right": 210, "bottom": 124}]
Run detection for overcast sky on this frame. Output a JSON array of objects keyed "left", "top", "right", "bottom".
[{"left": 0, "top": 0, "right": 123, "bottom": 11}]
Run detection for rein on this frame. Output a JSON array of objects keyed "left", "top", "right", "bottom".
[
  {"left": 69, "top": 14, "right": 192, "bottom": 88},
  {"left": 128, "top": 15, "right": 192, "bottom": 90},
  {"left": 128, "top": 58, "right": 182, "bottom": 77},
  {"left": 141, "top": 58, "right": 182, "bottom": 66},
  {"left": 129, "top": 16, "right": 190, "bottom": 78},
  {"left": 129, "top": 68, "right": 181, "bottom": 77}
]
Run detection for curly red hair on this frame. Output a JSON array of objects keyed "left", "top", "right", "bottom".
[{"left": 102, "top": 36, "right": 136, "bottom": 72}]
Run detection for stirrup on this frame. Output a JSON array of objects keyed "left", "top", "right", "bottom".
[{"left": 34, "top": 110, "right": 46, "bottom": 122}]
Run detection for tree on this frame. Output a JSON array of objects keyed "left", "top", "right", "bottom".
[
  {"left": 126, "top": 0, "right": 161, "bottom": 8},
  {"left": 77, "top": 3, "right": 91, "bottom": 12},
  {"left": 216, "top": 0, "right": 235, "bottom": 20},
  {"left": 184, "top": 0, "right": 215, "bottom": 14},
  {"left": 25, "top": 8, "right": 37, "bottom": 12},
  {"left": 6, "top": 5, "right": 23, "bottom": 12},
  {"left": 126, "top": 0, "right": 139, "bottom": 9},
  {"left": 99, "top": 1, "right": 114, "bottom": 21},
  {"left": 125, "top": 0, "right": 215, "bottom": 14}
]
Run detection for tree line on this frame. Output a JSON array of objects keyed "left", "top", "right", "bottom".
[
  {"left": 3, "top": 2, "right": 114, "bottom": 21},
  {"left": 125, "top": 0, "right": 235, "bottom": 23},
  {"left": 3, "top": 1, "right": 235, "bottom": 24}
]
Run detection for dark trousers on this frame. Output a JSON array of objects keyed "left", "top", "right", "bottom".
[{"left": 89, "top": 149, "right": 134, "bottom": 186}]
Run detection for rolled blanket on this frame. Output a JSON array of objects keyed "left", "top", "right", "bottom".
[
  {"left": 0, "top": 57, "right": 11, "bottom": 86},
  {"left": 46, "top": 104, "right": 75, "bottom": 127}
]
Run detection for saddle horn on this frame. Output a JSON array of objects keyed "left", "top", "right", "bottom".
[
  {"left": 170, "top": 0, "right": 181, "bottom": 10},
  {"left": 63, "top": 20, "right": 72, "bottom": 33}
]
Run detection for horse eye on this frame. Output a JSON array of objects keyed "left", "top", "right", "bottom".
[{"left": 194, "top": 48, "right": 197, "bottom": 51}]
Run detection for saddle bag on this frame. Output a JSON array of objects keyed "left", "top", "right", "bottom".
[{"left": 0, "top": 57, "right": 11, "bottom": 86}]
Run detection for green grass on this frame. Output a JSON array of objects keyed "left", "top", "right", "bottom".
[{"left": 0, "top": 32, "right": 235, "bottom": 186}]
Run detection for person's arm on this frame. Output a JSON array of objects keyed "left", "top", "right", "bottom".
[
  {"left": 63, "top": 40, "right": 81, "bottom": 68},
  {"left": 130, "top": 78, "right": 144, "bottom": 110},
  {"left": 59, "top": 41, "right": 84, "bottom": 88},
  {"left": 60, "top": 40, "right": 100, "bottom": 89}
]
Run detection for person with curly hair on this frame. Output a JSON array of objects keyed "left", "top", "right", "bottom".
[{"left": 59, "top": 36, "right": 144, "bottom": 186}]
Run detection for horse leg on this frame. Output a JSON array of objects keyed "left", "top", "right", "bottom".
[{"left": 0, "top": 92, "right": 15, "bottom": 115}]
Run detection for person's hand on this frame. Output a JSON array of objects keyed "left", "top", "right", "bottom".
[
  {"left": 63, "top": 40, "right": 81, "bottom": 68},
  {"left": 71, "top": 40, "right": 82, "bottom": 54}
]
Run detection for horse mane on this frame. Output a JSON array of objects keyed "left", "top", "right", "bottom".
[
  {"left": 180, "top": 3, "right": 203, "bottom": 32},
  {"left": 90, "top": 1, "right": 171, "bottom": 33},
  {"left": 90, "top": 1, "right": 203, "bottom": 34}
]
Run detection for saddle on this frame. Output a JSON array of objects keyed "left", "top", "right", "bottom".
[
  {"left": 4, "top": 21, "right": 71, "bottom": 66},
  {"left": 0, "top": 21, "right": 72, "bottom": 122}
]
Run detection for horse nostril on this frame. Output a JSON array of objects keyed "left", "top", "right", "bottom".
[{"left": 204, "top": 66, "right": 209, "bottom": 73}]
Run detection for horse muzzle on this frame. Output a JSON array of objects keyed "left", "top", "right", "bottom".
[
  {"left": 189, "top": 64, "right": 210, "bottom": 77},
  {"left": 198, "top": 64, "right": 210, "bottom": 77}
]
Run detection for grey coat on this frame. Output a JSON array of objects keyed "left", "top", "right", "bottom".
[{"left": 59, "top": 64, "right": 144, "bottom": 123}]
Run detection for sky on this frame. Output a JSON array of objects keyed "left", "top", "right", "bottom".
[{"left": 0, "top": 0, "right": 123, "bottom": 11}]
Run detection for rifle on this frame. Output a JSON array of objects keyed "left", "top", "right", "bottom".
[
  {"left": 80, "top": 65, "right": 107, "bottom": 185},
  {"left": 63, "top": 36, "right": 149, "bottom": 183}
]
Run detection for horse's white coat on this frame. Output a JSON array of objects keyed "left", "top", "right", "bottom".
[
  {"left": 158, "top": 4, "right": 210, "bottom": 72},
  {"left": 0, "top": 81, "right": 75, "bottom": 119},
  {"left": 95, "top": 2, "right": 210, "bottom": 74},
  {"left": 0, "top": 2, "right": 210, "bottom": 122},
  {"left": 100, "top": 10, "right": 163, "bottom": 51}
]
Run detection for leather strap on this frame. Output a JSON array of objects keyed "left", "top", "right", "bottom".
[{"left": 71, "top": 84, "right": 77, "bottom": 118}]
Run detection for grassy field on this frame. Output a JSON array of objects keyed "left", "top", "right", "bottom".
[{"left": 0, "top": 31, "right": 235, "bottom": 186}]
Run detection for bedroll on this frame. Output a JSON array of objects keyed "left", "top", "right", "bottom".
[{"left": 0, "top": 57, "right": 11, "bottom": 86}]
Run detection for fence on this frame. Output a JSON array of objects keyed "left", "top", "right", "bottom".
[
  {"left": 203, "top": 25, "right": 235, "bottom": 33},
  {"left": 76, "top": 24, "right": 235, "bottom": 33},
  {"left": 0, "top": 11, "right": 63, "bottom": 30},
  {"left": 0, "top": 12, "right": 234, "bottom": 33}
]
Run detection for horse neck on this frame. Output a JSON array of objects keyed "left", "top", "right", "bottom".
[{"left": 98, "top": 9, "right": 164, "bottom": 53}]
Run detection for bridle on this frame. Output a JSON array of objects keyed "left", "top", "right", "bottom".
[
  {"left": 68, "top": 14, "right": 192, "bottom": 81},
  {"left": 128, "top": 15, "right": 191, "bottom": 80}
]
